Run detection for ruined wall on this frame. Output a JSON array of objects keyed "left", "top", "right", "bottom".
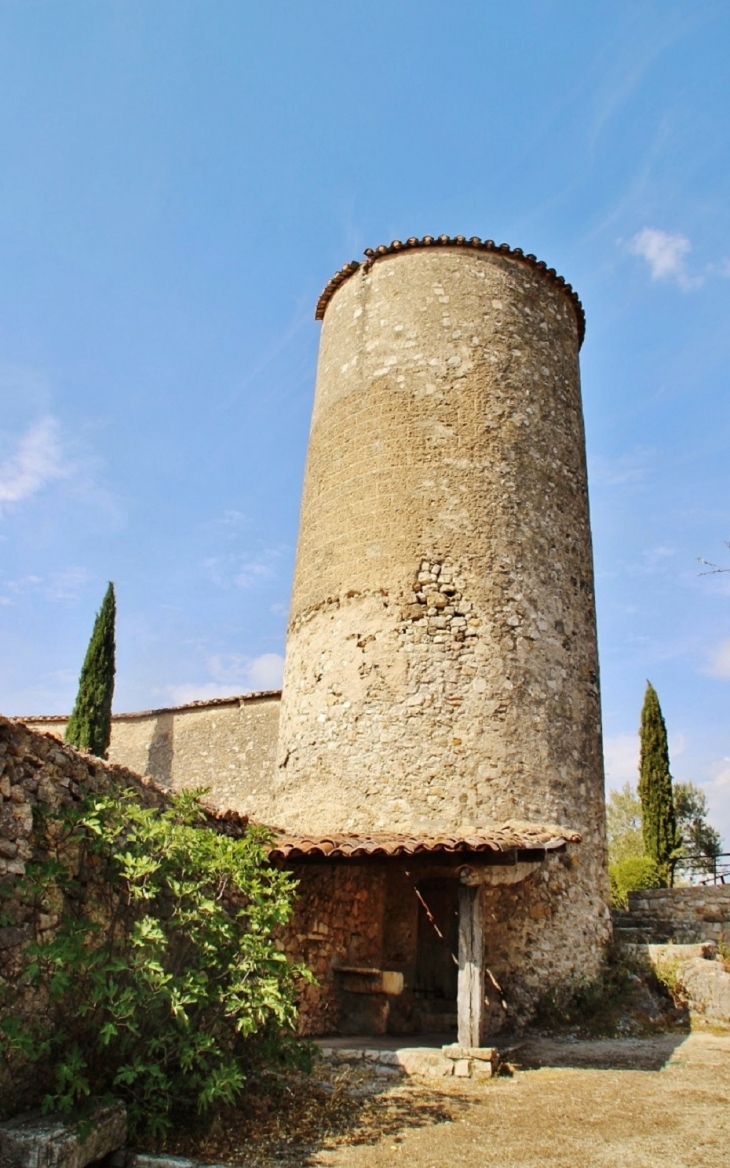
[
  {"left": 0, "top": 715, "right": 169, "bottom": 1110},
  {"left": 22, "top": 691, "right": 281, "bottom": 820}
]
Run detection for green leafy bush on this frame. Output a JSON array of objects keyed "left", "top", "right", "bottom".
[
  {"left": 0, "top": 789, "right": 310, "bottom": 1136},
  {"left": 609, "top": 854, "right": 664, "bottom": 909}
]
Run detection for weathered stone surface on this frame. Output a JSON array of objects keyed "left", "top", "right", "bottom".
[
  {"left": 22, "top": 691, "right": 280, "bottom": 820},
  {"left": 318, "top": 1041, "right": 500, "bottom": 1079},
  {"left": 442, "top": 1044, "right": 498, "bottom": 1063},
  {"left": 631, "top": 942, "right": 730, "bottom": 1029},
  {"left": 0, "top": 1101, "right": 126, "bottom": 1168},
  {"left": 394, "top": 1049, "right": 453, "bottom": 1077},
  {"left": 265, "top": 244, "right": 610, "bottom": 1016},
  {"left": 675, "top": 959, "right": 730, "bottom": 1026}
]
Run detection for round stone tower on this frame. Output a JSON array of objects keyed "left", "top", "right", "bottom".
[{"left": 266, "top": 237, "right": 605, "bottom": 869}]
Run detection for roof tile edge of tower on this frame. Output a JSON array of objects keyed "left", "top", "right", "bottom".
[{"left": 314, "top": 235, "right": 586, "bottom": 347}]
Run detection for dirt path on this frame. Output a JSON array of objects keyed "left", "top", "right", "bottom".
[{"left": 312, "top": 1033, "right": 730, "bottom": 1168}]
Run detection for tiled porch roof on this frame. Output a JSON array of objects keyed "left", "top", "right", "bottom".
[{"left": 268, "top": 821, "right": 581, "bottom": 861}]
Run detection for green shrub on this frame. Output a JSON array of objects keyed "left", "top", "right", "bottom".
[
  {"left": 0, "top": 789, "right": 311, "bottom": 1137},
  {"left": 609, "top": 854, "right": 664, "bottom": 909}
]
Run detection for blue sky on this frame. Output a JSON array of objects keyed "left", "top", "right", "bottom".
[{"left": 1, "top": 1, "right": 729, "bottom": 842}]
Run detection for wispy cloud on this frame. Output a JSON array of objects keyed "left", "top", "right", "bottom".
[
  {"left": 0, "top": 567, "right": 90, "bottom": 605},
  {"left": 604, "top": 729, "right": 687, "bottom": 791},
  {"left": 589, "top": 446, "right": 653, "bottom": 490},
  {"left": 704, "top": 758, "right": 730, "bottom": 848},
  {"left": 161, "top": 652, "right": 285, "bottom": 705},
  {"left": 628, "top": 228, "right": 702, "bottom": 290},
  {"left": 45, "top": 568, "right": 90, "bottom": 602},
  {"left": 202, "top": 543, "right": 287, "bottom": 591},
  {"left": 604, "top": 733, "right": 639, "bottom": 789},
  {"left": 235, "top": 560, "right": 275, "bottom": 589},
  {"left": 705, "top": 639, "right": 730, "bottom": 680},
  {"left": 0, "top": 416, "right": 69, "bottom": 515}
]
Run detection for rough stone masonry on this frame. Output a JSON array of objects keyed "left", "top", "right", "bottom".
[{"left": 262, "top": 238, "right": 611, "bottom": 993}]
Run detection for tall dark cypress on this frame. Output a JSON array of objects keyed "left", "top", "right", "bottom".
[
  {"left": 65, "top": 583, "right": 116, "bottom": 758},
  {"left": 638, "top": 681, "right": 678, "bottom": 884}
]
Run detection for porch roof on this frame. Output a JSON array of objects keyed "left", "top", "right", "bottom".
[{"left": 268, "top": 820, "right": 581, "bottom": 861}]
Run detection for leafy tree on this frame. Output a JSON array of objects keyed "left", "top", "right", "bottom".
[
  {"left": 609, "top": 855, "right": 664, "bottom": 910},
  {"left": 606, "top": 783, "right": 644, "bottom": 866},
  {"left": 0, "top": 789, "right": 310, "bottom": 1136},
  {"left": 638, "top": 681, "right": 679, "bottom": 885},
  {"left": 674, "top": 780, "right": 723, "bottom": 876},
  {"left": 65, "top": 583, "right": 116, "bottom": 758}
]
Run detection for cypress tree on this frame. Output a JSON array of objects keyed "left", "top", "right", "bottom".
[
  {"left": 65, "top": 583, "right": 116, "bottom": 758},
  {"left": 637, "top": 681, "right": 678, "bottom": 884}
]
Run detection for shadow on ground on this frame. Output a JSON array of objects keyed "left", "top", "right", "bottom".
[
  {"left": 511, "top": 1031, "right": 689, "bottom": 1071},
  {"left": 157, "top": 1067, "right": 475, "bottom": 1167}
]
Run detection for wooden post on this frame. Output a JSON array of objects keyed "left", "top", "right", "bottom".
[{"left": 457, "top": 884, "right": 484, "bottom": 1049}]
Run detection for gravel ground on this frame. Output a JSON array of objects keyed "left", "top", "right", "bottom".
[{"left": 311, "top": 1032, "right": 730, "bottom": 1168}]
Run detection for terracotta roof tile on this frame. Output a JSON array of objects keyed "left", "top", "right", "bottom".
[
  {"left": 268, "top": 821, "right": 581, "bottom": 861},
  {"left": 315, "top": 235, "right": 585, "bottom": 346}
]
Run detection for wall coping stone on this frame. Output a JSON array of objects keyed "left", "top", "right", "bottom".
[{"left": 14, "top": 691, "right": 282, "bottom": 725}]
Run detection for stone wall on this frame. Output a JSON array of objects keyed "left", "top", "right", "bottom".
[
  {"left": 272, "top": 244, "right": 604, "bottom": 845},
  {"left": 0, "top": 715, "right": 166, "bottom": 886},
  {"left": 618, "top": 887, "right": 730, "bottom": 944},
  {"left": 279, "top": 864, "right": 386, "bottom": 1036},
  {"left": 22, "top": 691, "right": 281, "bottom": 820},
  {"left": 0, "top": 715, "right": 172, "bottom": 1112},
  {"left": 267, "top": 242, "right": 610, "bottom": 993}
]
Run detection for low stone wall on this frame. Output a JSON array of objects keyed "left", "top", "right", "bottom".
[
  {"left": 0, "top": 716, "right": 174, "bottom": 1114},
  {"left": 616, "top": 887, "right": 730, "bottom": 944},
  {"left": 21, "top": 691, "right": 281, "bottom": 819},
  {"left": 0, "top": 715, "right": 168, "bottom": 885}
]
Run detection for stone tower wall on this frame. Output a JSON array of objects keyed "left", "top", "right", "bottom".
[
  {"left": 266, "top": 244, "right": 604, "bottom": 851},
  {"left": 263, "top": 239, "right": 611, "bottom": 986}
]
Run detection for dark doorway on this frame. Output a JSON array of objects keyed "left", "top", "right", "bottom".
[{"left": 413, "top": 878, "right": 459, "bottom": 1034}]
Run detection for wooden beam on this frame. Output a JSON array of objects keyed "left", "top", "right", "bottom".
[
  {"left": 458, "top": 860, "right": 541, "bottom": 886},
  {"left": 457, "top": 884, "right": 484, "bottom": 1049}
]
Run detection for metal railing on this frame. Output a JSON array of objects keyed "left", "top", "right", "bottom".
[{"left": 675, "top": 852, "right": 730, "bottom": 885}]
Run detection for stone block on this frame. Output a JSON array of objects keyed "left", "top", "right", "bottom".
[
  {"left": 395, "top": 1049, "right": 453, "bottom": 1077},
  {"left": 0, "top": 1101, "right": 126, "bottom": 1168},
  {"left": 676, "top": 958, "right": 730, "bottom": 1027},
  {"left": 127, "top": 1158, "right": 194, "bottom": 1168},
  {"left": 454, "top": 1059, "right": 472, "bottom": 1077},
  {"left": 442, "top": 1043, "right": 498, "bottom": 1063}
]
